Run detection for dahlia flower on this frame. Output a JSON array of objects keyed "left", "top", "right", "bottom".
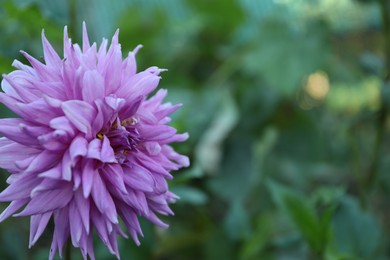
[{"left": 0, "top": 23, "right": 189, "bottom": 259}]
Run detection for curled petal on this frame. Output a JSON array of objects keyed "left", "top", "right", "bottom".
[{"left": 62, "top": 100, "right": 96, "bottom": 136}]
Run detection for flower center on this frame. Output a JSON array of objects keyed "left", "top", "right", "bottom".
[{"left": 100, "top": 117, "right": 142, "bottom": 163}]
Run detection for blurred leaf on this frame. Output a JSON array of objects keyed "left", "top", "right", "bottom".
[
  {"left": 0, "top": 1, "right": 63, "bottom": 58},
  {"left": 13, "top": 0, "right": 68, "bottom": 24},
  {"left": 331, "top": 196, "right": 382, "bottom": 259},
  {"left": 268, "top": 181, "right": 332, "bottom": 257},
  {"left": 240, "top": 213, "right": 274, "bottom": 260},
  {"left": 311, "top": 186, "right": 346, "bottom": 206},
  {"left": 188, "top": 0, "right": 244, "bottom": 32},
  {"left": 208, "top": 138, "right": 253, "bottom": 202},
  {"left": 172, "top": 186, "right": 208, "bottom": 205},
  {"left": 252, "top": 127, "right": 278, "bottom": 180},
  {"left": 195, "top": 91, "right": 239, "bottom": 174},
  {"left": 326, "top": 77, "right": 381, "bottom": 113},
  {"left": 204, "top": 228, "right": 236, "bottom": 260},
  {"left": 171, "top": 162, "right": 204, "bottom": 185},
  {"left": 224, "top": 201, "right": 251, "bottom": 240},
  {"left": 239, "top": 19, "right": 329, "bottom": 96}
]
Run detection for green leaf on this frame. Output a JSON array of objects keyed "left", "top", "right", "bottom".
[
  {"left": 331, "top": 196, "right": 382, "bottom": 259},
  {"left": 224, "top": 201, "right": 251, "bottom": 240},
  {"left": 240, "top": 213, "right": 274, "bottom": 260},
  {"left": 171, "top": 186, "right": 208, "bottom": 206},
  {"left": 195, "top": 91, "right": 239, "bottom": 174},
  {"left": 268, "top": 181, "right": 332, "bottom": 257}
]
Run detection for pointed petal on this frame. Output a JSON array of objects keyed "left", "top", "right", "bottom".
[
  {"left": 144, "top": 141, "right": 161, "bottom": 156},
  {"left": 50, "top": 116, "right": 76, "bottom": 137},
  {"left": 0, "top": 118, "right": 40, "bottom": 146},
  {"left": 91, "top": 207, "right": 110, "bottom": 246},
  {"left": 0, "top": 138, "right": 40, "bottom": 173},
  {"left": 121, "top": 45, "right": 142, "bottom": 81},
  {"left": 122, "top": 165, "right": 154, "bottom": 193},
  {"left": 62, "top": 100, "right": 96, "bottom": 135},
  {"left": 53, "top": 207, "right": 70, "bottom": 258},
  {"left": 42, "top": 30, "right": 62, "bottom": 68},
  {"left": 29, "top": 212, "right": 52, "bottom": 247},
  {"left": 16, "top": 186, "right": 73, "bottom": 216},
  {"left": 38, "top": 163, "right": 62, "bottom": 179},
  {"left": 119, "top": 96, "right": 142, "bottom": 120},
  {"left": 103, "top": 45, "right": 122, "bottom": 94},
  {"left": 0, "top": 173, "right": 41, "bottom": 201},
  {"left": 137, "top": 124, "right": 176, "bottom": 141},
  {"left": 116, "top": 71, "right": 160, "bottom": 101},
  {"left": 75, "top": 189, "right": 90, "bottom": 233},
  {"left": 82, "top": 21, "right": 90, "bottom": 52},
  {"left": 91, "top": 173, "right": 118, "bottom": 224},
  {"left": 69, "top": 135, "right": 88, "bottom": 165},
  {"left": 20, "top": 51, "right": 59, "bottom": 82},
  {"left": 25, "top": 149, "right": 62, "bottom": 174},
  {"left": 0, "top": 199, "right": 29, "bottom": 222},
  {"left": 82, "top": 160, "right": 95, "bottom": 198},
  {"left": 87, "top": 137, "right": 115, "bottom": 163},
  {"left": 69, "top": 201, "right": 83, "bottom": 246},
  {"left": 118, "top": 203, "right": 143, "bottom": 239},
  {"left": 30, "top": 178, "right": 63, "bottom": 197},
  {"left": 101, "top": 164, "right": 127, "bottom": 194},
  {"left": 101, "top": 136, "right": 116, "bottom": 163},
  {"left": 82, "top": 70, "right": 105, "bottom": 104},
  {"left": 15, "top": 98, "right": 62, "bottom": 125},
  {"left": 92, "top": 98, "right": 115, "bottom": 136},
  {"left": 146, "top": 211, "right": 169, "bottom": 229},
  {"left": 62, "top": 151, "right": 72, "bottom": 181}
]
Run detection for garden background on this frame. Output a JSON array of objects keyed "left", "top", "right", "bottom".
[{"left": 0, "top": 0, "right": 389, "bottom": 259}]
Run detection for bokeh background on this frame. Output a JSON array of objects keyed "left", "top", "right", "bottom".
[{"left": 0, "top": 0, "right": 389, "bottom": 259}]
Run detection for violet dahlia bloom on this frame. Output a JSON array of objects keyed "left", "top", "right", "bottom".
[{"left": 0, "top": 24, "right": 189, "bottom": 259}]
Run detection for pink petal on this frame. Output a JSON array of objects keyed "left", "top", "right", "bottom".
[
  {"left": 101, "top": 164, "right": 127, "bottom": 194},
  {"left": 50, "top": 116, "right": 76, "bottom": 137},
  {"left": 41, "top": 30, "right": 62, "bottom": 69},
  {"left": 29, "top": 212, "right": 52, "bottom": 247},
  {"left": 82, "top": 21, "right": 90, "bottom": 52},
  {"left": 0, "top": 118, "right": 40, "bottom": 146},
  {"left": 69, "top": 201, "right": 83, "bottom": 246},
  {"left": 74, "top": 189, "right": 90, "bottom": 234},
  {"left": 116, "top": 71, "right": 160, "bottom": 101},
  {"left": 0, "top": 198, "right": 29, "bottom": 222},
  {"left": 16, "top": 186, "right": 73, "bottom": 216},
  {"left": 25, "top": 149, "right": 62, "bottom": 174},
  {"left": 82, "top": 159, "right": 95, "bottom": 198},
  {"left": 137, "top": 124, "right": 176, "bottom": 141},
  {"left": 69, "top": 135, "right": 88, "bottom": 165},
  {"left": 101, "top": 136, "right": 116, "bottom": 163},
  {"left": 91, "top": 173, "right": 118, "bottom": 224},
  {"left": 82, "top": 70, "right": 105, "bottom": 104},
  {"left": 144, "top": 141, "right": 161, "bottom": 156},
  {"left": 62, "top": 100, "right": 96, "bottom": 136},
  {"left": 122, "top": 165, "right": 154, "bottom": 193},
  {"left": 0, "top": 173, "right": 41, "bottom": 201}
]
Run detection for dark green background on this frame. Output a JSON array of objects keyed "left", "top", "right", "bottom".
[{"left": 0, "top": 0, "right": 389, "bottom": 259}]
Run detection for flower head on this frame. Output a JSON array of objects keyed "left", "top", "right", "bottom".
[{"left": 0, "top": 23, "right": 189, "bottom": 259}]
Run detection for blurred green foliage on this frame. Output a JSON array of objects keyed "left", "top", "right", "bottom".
[{"left": 0, "top": 0, "right": 389, "bottom": 259}]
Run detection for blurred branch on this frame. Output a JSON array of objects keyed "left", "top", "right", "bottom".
[{"left": 365, "top": 0, "right": 390, "bottom": 191}]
